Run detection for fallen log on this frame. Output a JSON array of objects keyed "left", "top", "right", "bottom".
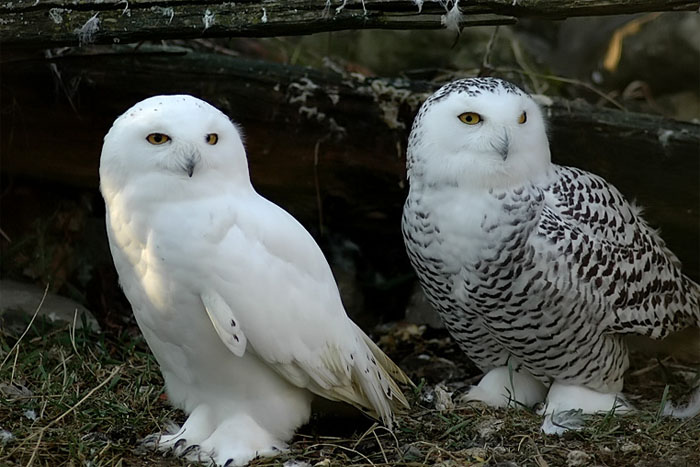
[{"left": 2, "top": 47, "right": 698, "bottom": 282}]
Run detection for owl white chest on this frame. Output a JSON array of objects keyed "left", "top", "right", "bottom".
[
  {"left": 105, "top": 188, "right": 242, "bottom": 342},
  {"left": 404, "top": 185, "right": 522, "bottom": 269}
]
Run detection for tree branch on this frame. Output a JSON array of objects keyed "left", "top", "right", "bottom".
[{"left": 1, "top": 0, "right": 697, "bottom": 49}]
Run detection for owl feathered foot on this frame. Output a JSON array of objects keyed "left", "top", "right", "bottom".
[
  {"left": 662, "top": 385, "right": 700, "bottom": 419},
  {"left": 459, "top": 367, "right": 547, "bottom": 409},
  {"left": 143, "top": 404, "right": 215, "bottom": 452},
  {"left": 193, "top": 414, "right": 287, "bottom": 466},
  {"left": 539, "top": 382, "right": 633, "bottom": 435},
  {"left": 142, "top": 404, "right": 286, "bottom": 466}
]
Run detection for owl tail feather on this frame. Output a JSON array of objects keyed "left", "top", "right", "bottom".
[
  {"left": 358, "top": 328, "right": 415, "bottom": 389},
  {"left": 352, "top": 325, "right": 413, "bottom": 426},
  {"left": 294, "top": 324, "right": 413, "bottom": 430}
]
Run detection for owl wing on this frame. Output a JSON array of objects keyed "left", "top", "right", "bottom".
[
  {"left": 540, "top": 165, "right": 699, "bottom": 338},
  {"left": 199, "top": 194, "right": 410, "bottom": 425}
]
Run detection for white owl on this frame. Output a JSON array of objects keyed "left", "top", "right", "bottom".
[
  {"left": 402, "top": 78, "right": 700, "bottom": 432},
  {"left": 100, "top": 95, "right": 411, "bottom": 466}
]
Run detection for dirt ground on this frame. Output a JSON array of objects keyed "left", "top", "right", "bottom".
[{"left": 1, "top": 317, "right": 698, "bottom": 467}]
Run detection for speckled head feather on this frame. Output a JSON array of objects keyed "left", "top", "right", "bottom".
[
  {"left": 428, "top": 77, "right": 526, "bottom": 103},
  {"left": 407, "top": 77, "right": 550, "bottom": 190}
]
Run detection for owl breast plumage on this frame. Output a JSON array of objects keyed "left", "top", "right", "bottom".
[
  {"left": 402, "top": 78, "right": 700, "bottom": 396},
  {"left": 100, "top": 94, "right": 411, "bottom": 466}
]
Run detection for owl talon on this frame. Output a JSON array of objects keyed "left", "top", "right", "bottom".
[
  {"left": 141, "top": 434, "right": 160, "bottom": 447},
  {"left": 180, "top": 444, "right": 200, "bottom": 457}
]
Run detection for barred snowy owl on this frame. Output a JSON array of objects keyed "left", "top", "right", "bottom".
[
  {"left": 402, "top": 78, "right": 700, "bottom": 429},
  {"left": 100, "top": 95, "right": 410, "bottom": 466}
]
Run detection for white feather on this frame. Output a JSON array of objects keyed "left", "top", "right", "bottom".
[
  {"left": 100, "top": 95, "right": 410, "bottom": 466},
  {"left": 201, "top": 290, "right": 246, "bottom": 357}
]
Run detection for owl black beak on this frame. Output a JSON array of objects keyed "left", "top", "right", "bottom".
[
  {"left": 185, "top": 158, "right": 196, "bottom": 178},
  {"left": 491, "top": 129, "right": 510, "bottom": 161}
]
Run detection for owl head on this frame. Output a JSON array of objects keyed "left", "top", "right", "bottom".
[
  {"left": 100, "top": 95, "right": 251, "bottom": 199},
  {"left": 406, "top": 78, "right": 551, "bottom": 190}
]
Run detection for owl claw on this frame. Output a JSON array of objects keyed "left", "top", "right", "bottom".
[
  {"left": 141, "top": 433, "right": 160, "bottom": 447},
  {"left": 181, "top": 444, "right": 200, "bottom": 457}
]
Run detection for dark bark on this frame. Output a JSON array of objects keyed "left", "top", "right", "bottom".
[
  {"left": 1, "top": 0, "right": 698, "bottom": 49},
  {"left": 2, "top": 47, "right": 699, "bottom": 280}
]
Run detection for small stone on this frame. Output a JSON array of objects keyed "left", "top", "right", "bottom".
[
  {"left": 476, "top": 417, "right": 504, "bottom": 439},
  {"left": 566, "top": 450, "right": 592, "bottom": 467},
  {"left": 401, "top": 444, "right": 422, "bottom": 461},
  {"left": 621, "top": 442, "right": 641, "bottom": 453},
  {"left": 0, "top": 382, "right": 33, "bottom": 398},
  {"left": 0, "top": 280, "right": 100, "bottom": 334},
  {"left": 0, "top": 429, "right": 14, "bottom": 444},
  {"left": 463, "top": 447, "right": 488, "bottom": 461},
  {"left": 434, "top": 383, "right": 454, "bottom": 412},
  {"left": 283, "top": 461, "right": 312, "bottom": 467}
]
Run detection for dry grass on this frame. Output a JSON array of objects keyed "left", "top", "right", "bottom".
[{"left": 1, "top": 317, "right": 698, "bottom": 467}]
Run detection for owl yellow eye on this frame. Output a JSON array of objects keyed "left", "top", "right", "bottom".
[
  {"left": 458, "top": 112, "right": 482, "bottom": 125},
  {"left": 206, "top": 133, "right": 219, "bottom": 145},
  {"left": 518, "top": 111, "right": 527, "bottom": 124},
  {"left": 146, "top": 133, "right": 170, "bottom": 145}
]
